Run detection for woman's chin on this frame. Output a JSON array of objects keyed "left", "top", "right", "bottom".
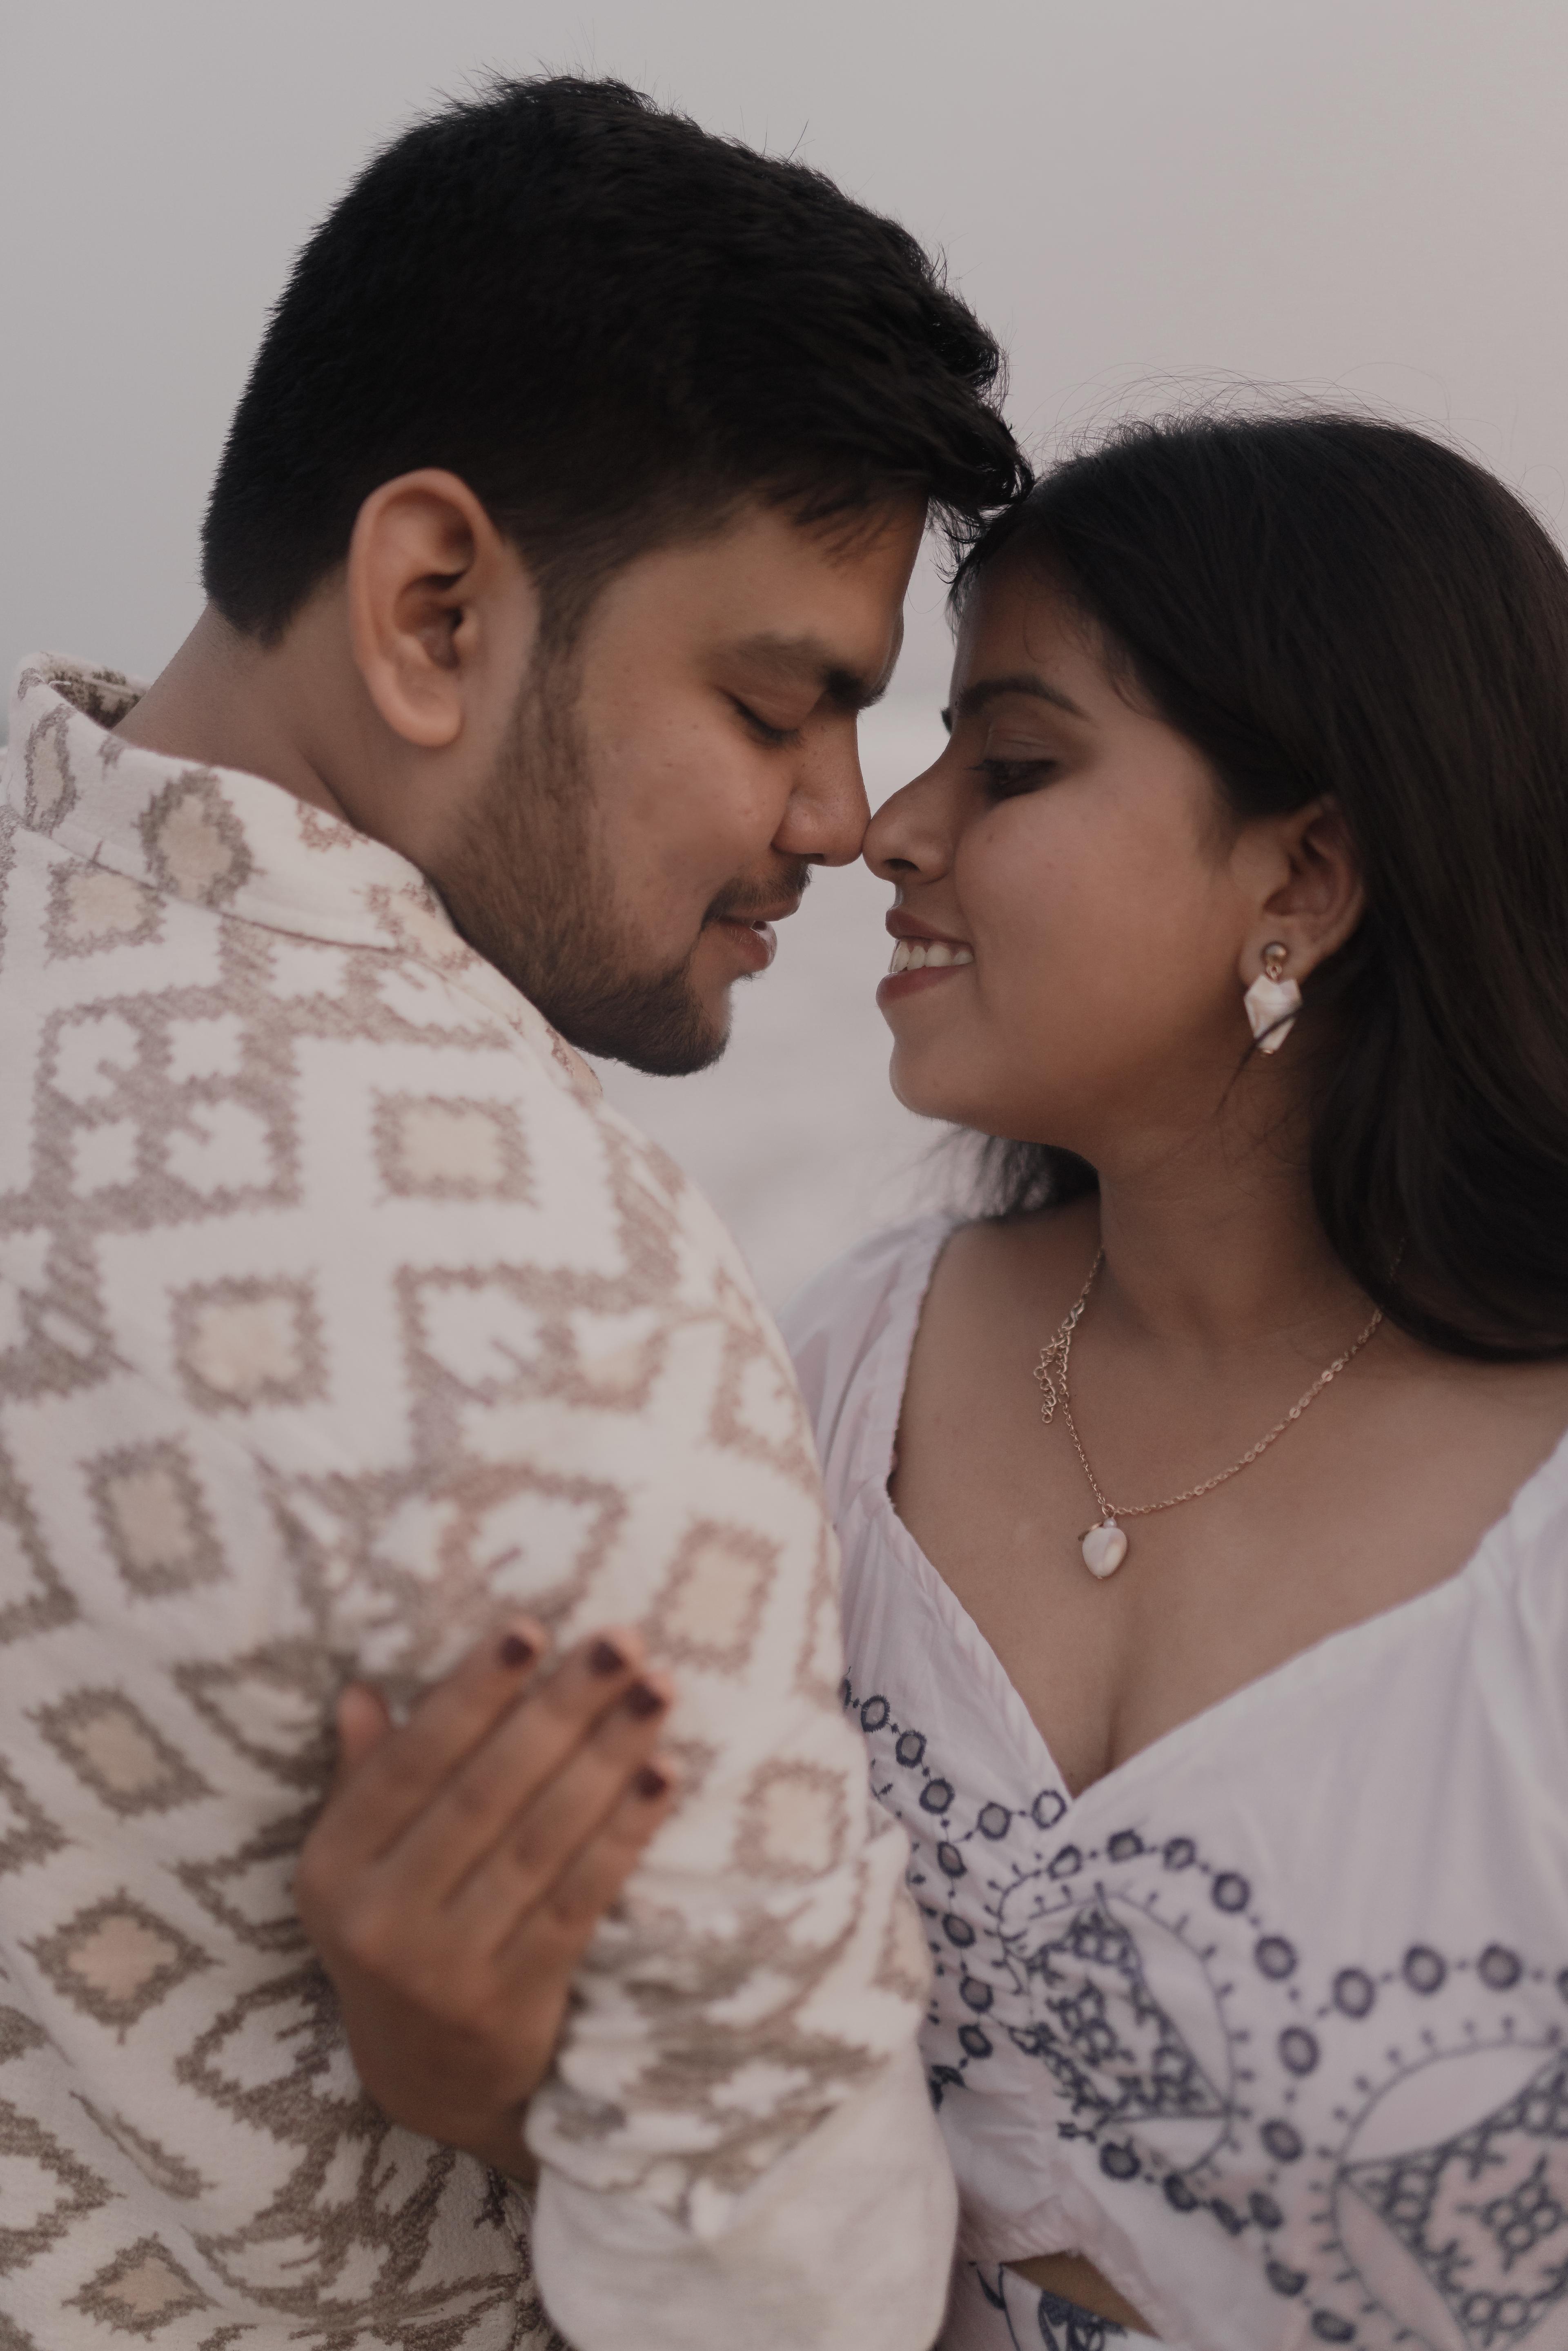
[
  {"left": 887, "top": 1047, "right": 986, "bottom": 1130},
  {"left": 888, "top": 1045, "right": 1071, "bottom": 1149},
  {"left": 887, "top": 1052, "right": 941, "bottom": 1121}
]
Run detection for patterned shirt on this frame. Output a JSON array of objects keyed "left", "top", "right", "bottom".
[{"left": 0, "top": 656, "right": 954, "bottom": 2351}]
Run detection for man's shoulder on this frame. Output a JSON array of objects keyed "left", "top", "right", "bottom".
[
  {"left": 272, "top": 951, "right": 749, "bottom": 1308},
  {"left": 0, "top": 859, "right": 777, "bottom": 1440}
]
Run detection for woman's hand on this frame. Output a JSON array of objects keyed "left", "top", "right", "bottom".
[{"left": 295, "top": 1620, "right": 676, "bottom": 2182}]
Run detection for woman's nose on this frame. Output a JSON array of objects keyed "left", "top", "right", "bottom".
[{"left": 863, "top": 758, "right": 954, "bottom": 882}]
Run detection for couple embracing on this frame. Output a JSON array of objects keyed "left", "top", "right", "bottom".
[{"left": 5, "top": 71, "right": 1568, "bottom": 2351}]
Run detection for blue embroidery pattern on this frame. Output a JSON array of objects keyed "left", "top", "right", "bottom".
[
  {"left": 1010, "top": 1896, "right": 1229, "bottom": 2130},
  {"left": 971, "top": 2264, "right": 1130, "bottom": 2350},
  {"left": 845, "top": 1672, "right": 1568, "bottom": 2351},
  {"left": 1336, "top": 2047, "right": 1568, "bottom": 2350}
]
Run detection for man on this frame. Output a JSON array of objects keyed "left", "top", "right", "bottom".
[{"left": 0, "top": 75, "right": 1025, "bottom": 2351}]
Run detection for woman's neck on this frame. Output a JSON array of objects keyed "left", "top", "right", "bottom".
[{"left": 1088, "top": 1119, "right": 1370, "bottom": 1357}]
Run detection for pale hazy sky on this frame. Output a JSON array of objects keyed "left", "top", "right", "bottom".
[
  {"left": 5, "top": 0, "right": 1567, "bottom": 1297},
  {"left": 6, "top": 0, "right": 1568, "bottom": 697}
]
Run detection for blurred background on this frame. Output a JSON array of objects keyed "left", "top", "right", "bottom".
[{"left": 6, "top": 1, "right": 1567, "bottom": 1300}]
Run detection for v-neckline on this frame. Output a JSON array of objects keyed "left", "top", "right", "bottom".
[{"left": 864, "top": 1212, "right": 1565, "bottom": 1823}]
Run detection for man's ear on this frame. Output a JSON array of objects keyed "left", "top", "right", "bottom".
[
  {"left": 1238, "top": 797, "right": 1365, "bottom": 985},
  {"left": 345, "top": 470, "right": 535, "bottom": 750}
]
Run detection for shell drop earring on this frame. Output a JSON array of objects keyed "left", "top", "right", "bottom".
[{"left": 1243, "top": 943, "right": 1301, "bottom": 1055}]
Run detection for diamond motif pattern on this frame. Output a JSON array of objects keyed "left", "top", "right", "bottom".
[
  {"left": 0, "top": 2097, "right": 110, "bottom": 2277},
  {"left": 375, "top": 1091, "right": 534, "bottom": 1201},
  {"left": 650, "top": 1521, "right": 777, "bottom": 1672},
  {"left": 69, "top": 2235, "right": 210, "bottom": 2333},
  {"left": 29, "top": 1893, "right": 211, "bottom": 2035},
  {"left": 0, "top": 657, "right": 914, "bottom": 2342},
  {"left": 735, "top": 1760, "right": 851, "bottom": 1881},
  {"left": 87, "top": 1440, "right": 227, "bottom": 1598},
  {"left": 172, "top": 1278, "right": 326, "bottom": 1412},
  {"left": 0, "top": 1758, "right": 66, "bottom": 1878},
  {"left": 37, "top": 1689, "right": 208, "bottom": 1817},
  {"left": 46, "top": 865, "right": 163, "bottom": 959}
]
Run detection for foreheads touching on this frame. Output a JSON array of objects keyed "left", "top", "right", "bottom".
[
  {"left": 200, "top": 74, "right": 1022, "bottom": 652},
  {"left": 187, "top": 73, "right": 1024, "bottom": 1072}
]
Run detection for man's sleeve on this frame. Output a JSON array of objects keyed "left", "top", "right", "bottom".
[{"left": 306, "top": 1070, "right": 956, "bottom": 2351}]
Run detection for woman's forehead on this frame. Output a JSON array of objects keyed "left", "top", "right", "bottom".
[{"left": 951, "top": 566, "right": 1115, "bottom": 709}]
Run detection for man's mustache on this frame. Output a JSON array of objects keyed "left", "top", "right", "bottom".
[{"left": 704, "top": 862, "right": 815, "bottom": 926}]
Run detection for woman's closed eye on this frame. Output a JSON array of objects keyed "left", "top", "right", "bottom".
[{"left": 976, "top": 754, "right": 1058, "bottom": 797}]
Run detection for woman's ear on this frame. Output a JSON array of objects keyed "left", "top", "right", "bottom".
[
  {"left": 345, "top": 469, "right": 532, "bottom": 750},
  {"left": 1239, "top": 797, "right": 1365, "bottom": 984}
]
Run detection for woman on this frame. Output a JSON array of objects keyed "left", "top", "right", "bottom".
[{"left": 300, "top": 411, "right": 1568, "bottom": 2351}]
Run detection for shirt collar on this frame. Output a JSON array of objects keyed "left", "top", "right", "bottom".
[{"left": 4, "top": 652, "right": 601, "bottom": 1104}]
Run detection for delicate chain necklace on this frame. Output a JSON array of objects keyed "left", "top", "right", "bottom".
[{"left": 1033, "top": 1252, "right": 1385, "bottom": 1579}]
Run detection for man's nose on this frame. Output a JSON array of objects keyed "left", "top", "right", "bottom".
[{"left": 777, "top": 738, "right": 871, "bottom": 869}]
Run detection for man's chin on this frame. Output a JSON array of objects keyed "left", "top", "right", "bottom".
[
  {"left": 548, "top": 974, "right": 733, "bottom": 1078},
  {"left": 595, "top": 1022, "right": 730, "bottom": 1079}
]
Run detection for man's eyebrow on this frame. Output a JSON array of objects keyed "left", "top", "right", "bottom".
[
  {"left": 944, "top": 673, "right": 1090, "bottom": 726},
  {"left": 728, "top": 632, "right": 891, "bottom": 713}
]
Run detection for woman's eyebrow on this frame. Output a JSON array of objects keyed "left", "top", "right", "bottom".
[{"left": 949, "top": 673, "right": 1089, "bottom": 724}]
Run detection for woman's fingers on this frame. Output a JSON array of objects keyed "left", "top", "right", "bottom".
[
  {"left": 329, "top": 1682, "right": 394, "bottom": 1791},
  {"left": 442, "top": 1668, "right": 676, "bottom": 1951},
  {"left": 294, "top": 1624, "right": 682, "bottom": 2162},
  {"left": 388, "top": 1632, "right": 654, "bottom": 1903},
  {"left": 300, "top": 1614, "right": 551, "bottom": 1905},
  {"left": 500, "top": 1749, "right": 678, "bottom": 1983}
]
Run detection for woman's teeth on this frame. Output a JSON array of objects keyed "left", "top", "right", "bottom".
[{"left": 888, "top": 938, "right": 974, "bottom": 975}]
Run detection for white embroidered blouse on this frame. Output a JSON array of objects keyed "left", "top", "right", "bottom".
[
  {"left": 782, "top": 1214, "right": 1568, "bottom": 2351},
  {"left": 0, "top": 658, "right": 952, "bottom": 2351}
]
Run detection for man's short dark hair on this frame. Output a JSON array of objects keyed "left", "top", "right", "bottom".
[{"left": 202, "top": 75, "right": 1029, "bottom": 644}]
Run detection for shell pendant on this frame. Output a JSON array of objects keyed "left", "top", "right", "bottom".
[{"left": 1081, "top": 1520, "right": 1128, "bottom": 1579}]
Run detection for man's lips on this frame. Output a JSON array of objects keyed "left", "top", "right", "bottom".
[
  {"left": 716, "top": 895, "right": 802, "bottom": 929},
  {"left": 708, "top": 910, "right": 787, "bottom": 972}
]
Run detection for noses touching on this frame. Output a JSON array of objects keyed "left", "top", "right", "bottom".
[
  {"left": 874, "top": 797, "right": 969, "bottom": 967},
  {"left": 776, "top": 742, "right": 872, "bottom": 874},
  {"left": 863, "top": 748, "right": 967, "bottom": 981}
]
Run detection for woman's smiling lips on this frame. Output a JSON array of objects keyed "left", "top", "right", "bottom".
[{"left": 878, "top": 916, "right": 974, "bottom": 1006}]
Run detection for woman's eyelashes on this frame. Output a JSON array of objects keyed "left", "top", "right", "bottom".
[{"left": 975, "top": 753, "right": 1058, "bottom": 797}]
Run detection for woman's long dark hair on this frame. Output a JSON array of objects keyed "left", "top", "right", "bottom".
[{"left": 954, "top": 411, "right": 1568, "bottom": 1359}]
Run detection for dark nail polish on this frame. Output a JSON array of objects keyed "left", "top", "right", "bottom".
[
  {"left": 498, "top": 1632, "right": 535, "bottom": 1670},
  {"left": 589, "top": 1638, "right": 626, "bottom": 1676},
  {"left": 624, "top": 1680, "right": 666, "bottom": 1718},
  {"left": 635, "top": 1765, "right": 669, "bottom": 1799}
]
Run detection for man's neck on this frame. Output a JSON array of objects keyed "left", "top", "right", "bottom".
[{"left": 112, "top": 603, "right": 354, "bottom": 824}]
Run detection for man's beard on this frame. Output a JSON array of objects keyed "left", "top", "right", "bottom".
[{"left": 433, "top": 668, "right": 804, "bottom": 1077}]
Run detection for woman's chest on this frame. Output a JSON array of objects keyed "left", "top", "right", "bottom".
[
  {"left": 890, "top": 1341, "right": 1568, "bottom": 1798},
  {"left": 839, "top": 1492, "right": 1568, "bottom": 2351}
]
